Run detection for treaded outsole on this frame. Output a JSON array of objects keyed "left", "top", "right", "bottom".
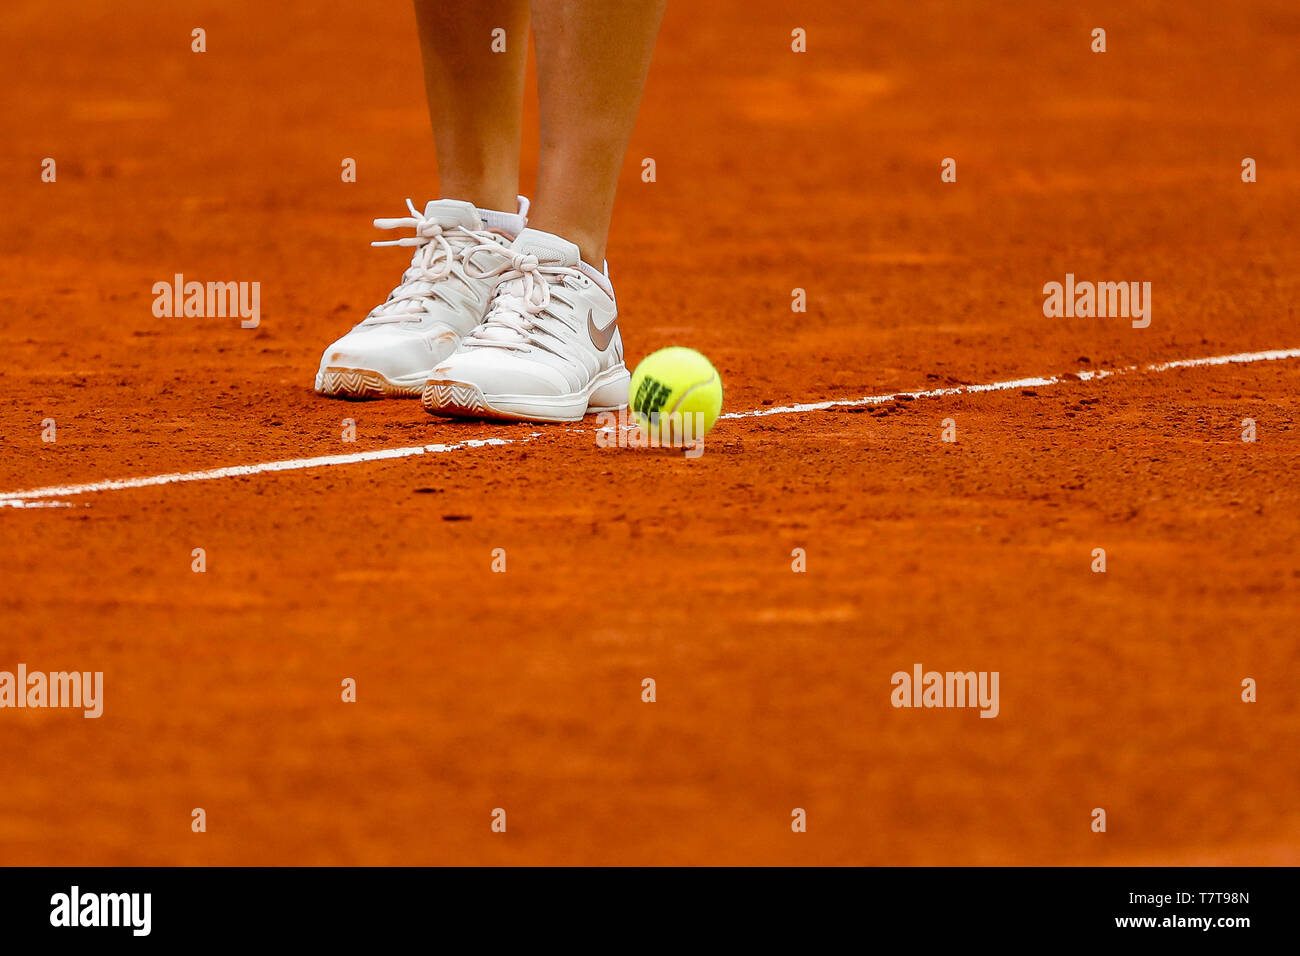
[
  {"left": 423, "top": 371, "right": 632, "bottom": 423},
  {"left": 421, "top": 381, "right": 508, "bottom": 419},
  {"left": 315, "top": 368, "right": 423, "bottom": 399}
]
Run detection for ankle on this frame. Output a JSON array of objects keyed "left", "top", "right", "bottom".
[
  {"left": 575, "top": 241, "right": 606, "bottom": 265},
  {"left": 436, "top": 175, "right": 519, "bottom": 215}
]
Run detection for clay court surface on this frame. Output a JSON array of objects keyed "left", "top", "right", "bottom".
[{"left": 1, "top": 1, "right": 1298, "bottom": 865}]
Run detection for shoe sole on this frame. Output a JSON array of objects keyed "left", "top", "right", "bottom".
[
  {"left": 315, "top": 327, "right": 469, "bottom": 399},
  {"left": 421, "top": 366, "right": 631, "bottom": 423},
  {"left": 315, "top": 367, "right": 429, "bottom": 399}
]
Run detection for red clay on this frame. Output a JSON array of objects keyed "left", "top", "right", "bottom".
[{"left": 0, "top": 0, "right": 1297, "bottom": 864}]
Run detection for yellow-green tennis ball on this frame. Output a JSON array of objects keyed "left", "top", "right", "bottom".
[{"left": 628, "top": 347, "right": 723, "bottom": 445}]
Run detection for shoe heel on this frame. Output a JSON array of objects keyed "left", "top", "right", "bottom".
[{"left": 588, "top": 367, "right": 631, "bottom": 412}]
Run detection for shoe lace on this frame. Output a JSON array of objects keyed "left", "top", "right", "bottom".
[
  {"left": 459, "top": 244, "right": 587, "bottom": 352},
  {"left": 362, "top": 199, "right": 497, "bottom": 326}
]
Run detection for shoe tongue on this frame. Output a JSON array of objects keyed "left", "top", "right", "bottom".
[
  {"left": 511, "top": 228, "right": 580, "bottom": 267},
  {"left": 421, "top": 199, "right": 484, "bottom": 230},
  {"left": 477, "top": 197, "right": 527, "bottom": 237},
  {"left": 368, "top": 201, "right": 478, "bottom": 321}
]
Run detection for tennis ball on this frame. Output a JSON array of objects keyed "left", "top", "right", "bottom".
[{"left": 628, "top": 347, "right": 723, "bottom": 446}]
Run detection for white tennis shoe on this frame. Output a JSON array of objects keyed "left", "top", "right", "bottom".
[
  {"left": 314, "top": 196, "right": 528, "bottom": 398},
  {"left": 422, "top": 228, "right": 630, "bottom": 422}
]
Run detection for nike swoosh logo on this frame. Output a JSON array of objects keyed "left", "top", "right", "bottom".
[{"left": 586, "top": 308, "right": 619, "bottom": 351}]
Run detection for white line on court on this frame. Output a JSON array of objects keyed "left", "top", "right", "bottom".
[
  {"left": 0, "top": 437, "right": 529, "bottom": 504},
  {"left": 2, "top": 346, "right": 1297, "bottom": 506},
  {"left": 722, "top": 347, "right": 1300, "bottom": 419}
]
